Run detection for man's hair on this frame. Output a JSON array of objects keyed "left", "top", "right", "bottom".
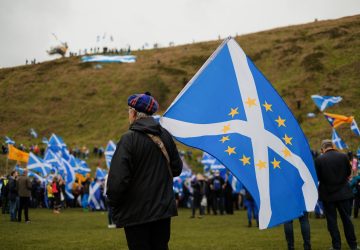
[
  {"left": 10, "top": 170, "right": 16, "bottom": 176},
  {"left": 135, "top": 111, "right": 149, "bottom": 120},
  {"left": 321, "top": 139, "right": 333, "bottom": 150}
]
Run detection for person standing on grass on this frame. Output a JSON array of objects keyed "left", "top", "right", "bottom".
[
  {"left": 52, "top": 177, "right": 61, "bottom": 214},
  {"left": 107, "top": 92, "right": 183, "bottom": 250},
  {"left": 315, "top": 139, "right": 359, "bottom": 250},
  {"left": 8, "top": 170, "right": 18, "bottom": 221},
  {"left": 283, "top": 212, "right": 311, "bottom": 250},
  {"left": 16, "top": 169, "right": 32, "bottom": 223}
]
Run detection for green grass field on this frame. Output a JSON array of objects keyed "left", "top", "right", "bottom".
[{"left": 1, "top": 208, "right": 359, "bottom": 249}]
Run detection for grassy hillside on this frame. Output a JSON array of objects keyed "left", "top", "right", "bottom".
[{"left": 1, "top": 15, "right": 359, "bottom": 172}]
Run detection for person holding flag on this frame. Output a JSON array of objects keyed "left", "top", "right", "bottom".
[{"left": 107, "top": 92, "right": 183, "bottom": 250}]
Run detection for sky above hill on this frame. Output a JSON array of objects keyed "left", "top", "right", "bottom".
[{"left": 0, "top": 0, "right": 359, "bottom": 68}]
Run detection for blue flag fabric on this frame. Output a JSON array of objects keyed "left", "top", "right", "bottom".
[
  {"left": 88, "top": 181, "right": 105, "bottom": 210},
  {"left": 63, "top": 159, "right": 75, "bottom": 199},
  {"left": 228, "top": 173, "right": 242, "bottom": 193},
  {"left": 351, "top": 119, "right": 360, "bottom": 136},
  {"left": 160, "top": 38, "right": 318, "bottom": 229},
  {"left": 48, "top": 134, "right": 66, "bottom": 153},
  {"left": 27, "top": 152, "right": 52, "bottom": 176},
  {"left": 311, "top": 95, "right": 342, "bottom": 112},
  {"left": 332, "top": 129, "right": 348, "bottom": 150},
  {"left": 105, "top": 140, "right": 116, "bottom": 169},
  {"left": 95, "top": 168, "right": 107, "bottom": 180},
  {"left": 30, "top": 128, "right": 38, "bottom": 138},
  {"left": 5, "top": 136, "right": 15, "bottom": 145}
]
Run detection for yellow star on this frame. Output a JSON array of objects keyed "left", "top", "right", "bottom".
[
  {"left": 220, "top": 136, "right": 230, "bottom": 143},
  {"left": 262, "top": 101, "right": 273, "bottom": 112},
  {"left": 222, "top": 124, "right": 231, "bottom": 134},
  {"left": 240, "top": 154, "right": 251, "bottom": 166},
  {"left": 245, "top": 97, "right": 256, "bottom": 107},
  {"left": 256, "top": 160, "right": 267, "bottom": 169},
  {"left": 271, "top": 158, "right": 281, "bottom": 169},
  {"left": 283, "top": 148, "right": 291, "bottom": 157},
  {"left": 282, "top": 134, "right": 293, "bottom": 145},
  {"left": 228, "top": 107, "right": 239, "bottom": 118},
  {"left": 225, "top": 146, "right": 236, "bottom": 155},
  {"left": 275, "top": 116, "right": 286, "bottom": 127}
]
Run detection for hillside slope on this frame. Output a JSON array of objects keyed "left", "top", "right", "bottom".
[{"left": 1, "top": 15, "right": 359, "bottom": 156}]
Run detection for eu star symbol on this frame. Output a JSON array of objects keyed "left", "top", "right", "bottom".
[
  {"left": 275, "top": 116, "right": 286, "bottom": 127},
  {"left": 245, "top": 97, "right": 256, "bottom": 107},
  {"left": 228, "top": 107, "right": 239, "bottom": 118},
  {"left": 262, "top": 101, "right": 273, "bottom": 112},
  {"left": 220, "top": 136, "right": 230, "bottom": 143},
  {"left": 225, "top": 146, "right": 236, "bottom": 155},
  {"left": 240, "top": 154, "right": 251, "bottom": 166},
  {"left": 222, "top": 124, "right": 231, "bottom": 133},
  {"left": 282, "top": 134, "right": 293, "bottom": 145},
  {"left": 282, "top": 148, "right": 291, "bottom": 157},
  {"left": 256, "top": 160, "right": 267, "bottom": 169},
  {"left": 271, "top": 158, "right": 281, "bottom": 169}
]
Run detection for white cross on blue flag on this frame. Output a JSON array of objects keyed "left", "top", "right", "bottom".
[{"left": 160, "top": 38, "right": 318, "bottom": 229}]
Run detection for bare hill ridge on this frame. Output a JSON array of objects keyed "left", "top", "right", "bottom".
[{"left": 1, "top": 15, "right": 359, "bottom": 152}]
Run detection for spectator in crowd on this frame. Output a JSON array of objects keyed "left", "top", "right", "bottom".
[
  {"left": 1, "top": 176, "right": 9, "bottom": 214},
  {"left": 224, "top": 178, "right": 234, "bottom": 215},
  {"left": 47, "top": 181, "right": 54, "bottom": 209},
  {"left": 350, "top": 171, "right": 360, "bottom": 218},
  {"left": 244, "top": 188, "right": 258, "bottom": 227},
  {"left": 52, "top": 176, "right": 61, "bottom": 214},
  {"left": 190, "top": 174, "right": 206, "bottom": 218},
  {"left": 17, "top": 169, "right": 32, "bottom": 223},
  {"left": 210, "top": 170, "right": 225, "bottom": 215},
  {"left": 107, "top": 92, "right": 183, "bottom": 250},
  {"left": 82, "top": 174, "right": 91, "bottom": 211},
  {"left": 315, "top": 139, "right": 359, "bottom": 250},
  {"left": 8, "top": 170, "right": 18, "bottom": 221},
  {"left": 283, "top": 213, "right": 311, "bottom": 250}
]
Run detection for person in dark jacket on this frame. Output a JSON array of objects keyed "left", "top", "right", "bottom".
[
  {"left": 8, "top": 170, "right": 18, "bottom": 221},
  {"left": 315, "top": 139, "right": 358, "bottom": 250},
  {"left": 107, "top": 92, "right": 183, "bottom": 250}
]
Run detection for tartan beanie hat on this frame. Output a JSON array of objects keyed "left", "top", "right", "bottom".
[{"left": 127, "top": 92, "right": 159, "bottom": 115}]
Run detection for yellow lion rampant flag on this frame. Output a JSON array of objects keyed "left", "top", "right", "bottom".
[{"left": 8, "top": 145, "right": 29, "bottom": 162}]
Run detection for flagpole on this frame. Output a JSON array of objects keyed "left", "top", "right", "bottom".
[{"left": 5, "top": 148, "right": 9, "bottom": 175}]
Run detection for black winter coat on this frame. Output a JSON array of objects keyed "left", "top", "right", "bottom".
[
  {"left": 8, "top": 177, "right": 17, "bottom": 201},
  {"left": 107, "top": 117, "right": 183, "bottom": 228},
  {"left": 315, "top": 149, "right": 353, "bottom": 202}
]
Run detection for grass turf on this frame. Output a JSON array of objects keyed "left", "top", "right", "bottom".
[{"left": 1, "top": 208, "right": 359, "bottom": 249}]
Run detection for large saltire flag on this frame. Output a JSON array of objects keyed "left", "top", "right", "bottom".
[
  {"left": 105, "top": 140, "right": 116, "bottom": 169},
  {"left": 160, "top": 38, "right": 318, "bottom": 229},
  {"left": 88, "top": 181, "right": 105, "bottom": 210},
  {"left": 323, "top": 112, "right": 354, "bottom": 128},
  {"left": 63, "top": 159, "right": 75, "bottom": 199},
  {"left": 27, "top": 152, "right": 52, "bottom": 176},
  {"left": 48, "top": 133, "right": 66, "bottom": 152},
  {"left": 311, "top": 95, "right": 342, "bottom": 112},
  {"left": 8, "top": 145, "right": 29, "bottom": 162},
  {"left": 332, "top": 129, "right": 348, "bottom": 150},
  {"left": 44, "top": 149, "right": 66, "bottom": 176}
]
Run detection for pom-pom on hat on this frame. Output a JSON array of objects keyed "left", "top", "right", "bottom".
[{"left": 127, "top": 92, "right": 159, "bottom": 115}]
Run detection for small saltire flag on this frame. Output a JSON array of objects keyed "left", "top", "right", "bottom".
[
  {"left": 311, "top": 95, "right": 342, "bottom": 112},
  {"left": 27, "top": 152, "right": 52, "bottom": 176},
  {"left": 48, "top": 134, "right": 66, "bottom": 152},
  {"left": 160, "top": 38, "right": 318, "bottom": 229},
  {"left": 8, "top": 145, "right": 29, "bottom": 162},
  {"left": 105, "top": 140, "right": 116, "bottom": 169},
  {"left": 30, "top": 128, "right": 38, "bottom": 138},
  {"left": 4, "top": 136, "right": 15, "bottom": 145},
  {"left": 323, "top": 112, "right": 354, "bottom": 128},
  {"left": 95, "top": 167, "right": 107, "bottom": 180},
  {"left": 350, "top": 119, "right": 360, "bottom": 136},
  {"left": 332, "top": 129, "right": 348, "bottom": 150},
  {"left": 42, "top": 137, "right": 48, "bottom": 144},
  {"left": 88, "top": 181, "right": 105, "bottom": 210}
]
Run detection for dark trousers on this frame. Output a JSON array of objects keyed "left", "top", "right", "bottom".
[
  {"left": 284, "top": 213, "right": 311, "bottom": 250},
  {"left": 213, "top": 195, "right": 224, "bottom": 215},
  {"left": 124, "top": 218, "right": 170, "bottom": 250},
  {"left": 323, "top": 199, "right": 358, "bottom": 249},
  {"left": 18, "top": 197, "right": 30, "bottom": 222},
  {"left": 354, "top": 195, "right": 360, "bottom": 218}
]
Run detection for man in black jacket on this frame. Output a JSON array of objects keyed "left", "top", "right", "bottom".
[
  {"left": 315, "top": 139, "right": 358, "bottom": 250},
  {"left": 107, "top": 92, "right": 183, "bottom": 250}
]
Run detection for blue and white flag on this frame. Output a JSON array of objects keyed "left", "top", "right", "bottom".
[
  {"left": 4, "top": 136, "right": 15, "bottom": 145},
  {"left": 351, "top": 119, "right": 360, "bottom": 136},
  {"left": 48, "top": 134, "right": 66, "bottom": 152},
  {"left": 95, "top": 167, "right": 107, "bottom": 180},
  {"left": 81, "top": 55, "right": 136, "bottom": 63},
  {"left": 27, "top": 152, "right": 52, "bottom": 176},
  {"left": 30, "top": 128, "right": 38, "bottom": 138},
  {"left": 15, "top": 166, "right": 46, "bottom": 184},
  {"left": 42, "top": 137, "right": 49, "bottom": 144},
  {"left": 332, "top": 129, "right": 348, "bottom": 150},
  {"left": 44, "top": 149, "right": 66, "bottom": 176},
  {"left": 74, "top": 158, "right": 91, "bottom": 175},
  {"left": 105, "top": 140, "right": 116, "bottom": 169},
  {"left": 228, "top": 173, "right": 242, "bottom": 193},
  {"left": 88, "top": 181, "right": 105, "bottom": 210},
  {"left": 311, "top": 95, "right": 342, "bottom": 112},
  {"left": 160, "top": 38, "right": 318, "bottom": 229},
  {"left": 63, "top": 159, "right": 75, "bottom": 199}
]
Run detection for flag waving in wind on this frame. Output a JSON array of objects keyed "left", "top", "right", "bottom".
[
  {"left": 323, "top": 112, "right": 354, "bottom": 128},
  {"left": 311, "top": 95, "right": 342, "bottom": 112},
  {"left": 160, "top": 38, "right": 318, "bottom": 229},
  {"left": 332, "top": 129, "right": 348, "bottom": 150}
]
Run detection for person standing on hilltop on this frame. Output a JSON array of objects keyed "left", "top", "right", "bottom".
[{"left": 107, "top": 92, "right": 183, "bottom": 250}]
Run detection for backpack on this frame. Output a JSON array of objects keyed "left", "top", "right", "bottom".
[{"left": 213, "top": 178, "right": 221, "bottom": 191}]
